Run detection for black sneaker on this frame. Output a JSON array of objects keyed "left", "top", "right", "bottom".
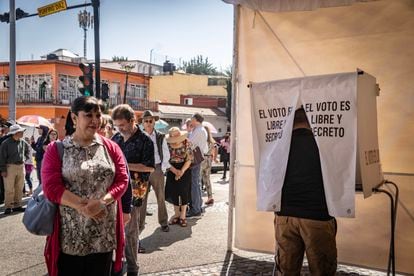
[
  {"left": 12, "top": 206, "right": 25, "bottom": 212},
  {"left": 161, "top": 225, "right": 170, "bottom": 232},
  {"left": 4, "top": 208, "right": 12, "bottom": 215}
]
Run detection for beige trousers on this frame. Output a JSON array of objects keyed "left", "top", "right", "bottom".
[
  {"left": 3, "top": 164, "right": 25, "bottom": 209},
  {"left": 274, "top": 215, "right": 337, "bottom": 276}
]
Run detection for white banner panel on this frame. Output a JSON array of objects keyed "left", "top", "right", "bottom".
[
  {"left": 250, "top": 78, "right": 299, "bottom": 212},
  {"left": 301, "top": 73, "right": 357, "bottom": 217}
]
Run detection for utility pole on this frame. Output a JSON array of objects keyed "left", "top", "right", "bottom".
[
  {"left": 9, "top": 0, "right": 16, "bottom": 122},
  {"left": 92, "top": 0, "right": 100, "bottom": 99}
]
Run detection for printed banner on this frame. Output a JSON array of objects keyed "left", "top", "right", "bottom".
[
  {"left": 250, "top": 78, "right": 300, "bottom": 212},
  {"left": 251, "top": 72, "right": 357, "bottom": 218}
]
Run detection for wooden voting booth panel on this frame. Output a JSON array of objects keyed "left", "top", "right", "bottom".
[{"left": 356, "top": 72, "right": 384, "bottom": 198}]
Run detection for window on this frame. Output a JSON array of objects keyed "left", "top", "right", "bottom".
[
  {"left": 16, "top": 74, "right": 53, "bottom": 103},
  {"left": 58, "top": 74, "right": 79, "bottom": 104},
  {"left": 184, "top": 98, "right": 193, "bottom": 105}
]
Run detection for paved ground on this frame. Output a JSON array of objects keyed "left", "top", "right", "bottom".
[{"left": 0, "top": 171, "right": 396, "bottom": 275}]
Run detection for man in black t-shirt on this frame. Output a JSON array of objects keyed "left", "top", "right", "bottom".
[
  {"left": 111, "top": 104, "right": 154, "bottom": 276},
  {"left": 274, "top": 108, "right": 337, "bottom": 275}
]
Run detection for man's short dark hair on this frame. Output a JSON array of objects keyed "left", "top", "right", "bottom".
[
  {"left": 294, "top": 108, "right": 309, "bottom": 125},
  {"left": 192, "top": 113, "right": 204, "bottom": 123},
  {"left": 112, "top": 104, "right": 135, "bottom": 121}
]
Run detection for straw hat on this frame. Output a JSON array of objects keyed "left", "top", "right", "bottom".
[
  {"left": 8, "top": 124, "right": 26, "bottom": 135},
  {"left": 166, "top": 127, "right": 188, "bottom": 144},
  {"left": 138, "top": 110, "right": 159, "bottom": 123}
]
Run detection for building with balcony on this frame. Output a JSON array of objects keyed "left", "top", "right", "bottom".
[{"left": 0, "top": 59, "right": 155, "bottom": 137}]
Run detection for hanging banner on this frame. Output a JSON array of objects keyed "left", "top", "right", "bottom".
[
  {"left": 251, "top": 72, "right": 357, "bottom": 218},
  {"left": 250, "top": 78, "right": 299, "bottom": 212},
  {"left": 301, "top": 73, "right": 357, "bottom": 217}
]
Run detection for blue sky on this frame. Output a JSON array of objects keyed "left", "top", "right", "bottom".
[{"left": 0, "top": 0, "right": 234, "bottom": 70}]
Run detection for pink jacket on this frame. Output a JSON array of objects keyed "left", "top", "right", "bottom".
[{"left": 42, "top": 136, "right": 129, "bottom": 276}]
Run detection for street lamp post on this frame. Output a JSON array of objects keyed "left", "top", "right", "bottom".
[
  {"left": 121, "top": 63, "right": 136, "bottom": 104},
  {"left": 78, "top": 9, "right": 93, "bottom": 59}
]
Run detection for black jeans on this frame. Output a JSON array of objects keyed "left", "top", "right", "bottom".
[
  {"left": 0, "top": 176, "right": 4, "bottom": 203},
  {"left": 58, "top": 251, "right": 112, "bottom": 276},
  {"left": 222, "top": 160, "right": 229, "bottom": 178}
]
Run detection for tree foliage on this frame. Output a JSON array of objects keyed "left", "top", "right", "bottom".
[
  {"left": 112, "top": 56, "right": 128, "bottom": 62},
  {"left": 181, "top": 55, "right": 219, "bottom": 75}
]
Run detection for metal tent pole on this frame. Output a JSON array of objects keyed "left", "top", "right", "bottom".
[{"left": 227, "top": 4, "right": 240, "bottom": 252}]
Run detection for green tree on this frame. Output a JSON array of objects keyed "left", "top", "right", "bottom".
[
  {"left": 112, "top": 56, "right": 128, "bottom": 62},
  {"left": 181, "top": 55, "right": 218, "bottom": 75}
]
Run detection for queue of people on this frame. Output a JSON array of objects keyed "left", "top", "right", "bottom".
[{"left": 1, "top": 96, "right": 232, "bottom": 275}]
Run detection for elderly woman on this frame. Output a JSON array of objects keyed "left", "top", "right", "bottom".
[
  {"left": 165, "top": 127, "right": 193, "bottom": 227},
  {"left": 42, "top": 96, "right": 129, "bottom": 276}
]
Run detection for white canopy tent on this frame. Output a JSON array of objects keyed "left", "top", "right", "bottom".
[{"left": 225, "top": 0, "right": 414, "bottom": 274}]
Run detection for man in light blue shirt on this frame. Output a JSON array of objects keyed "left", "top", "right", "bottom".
[
  {"left": 187, "top": 113, "right": 208, "bottom": 217},
  {"left": 139, "top": 110, "right": 171, "bottom": 232}
]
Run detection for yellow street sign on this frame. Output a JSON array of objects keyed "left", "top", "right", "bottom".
[{"left": 38, "top": 0, "right": 67, "bottom": 18}]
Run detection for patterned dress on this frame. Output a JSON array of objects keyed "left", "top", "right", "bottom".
[
  {"left": 59, "top": 135, "right": 116, "bottom": 256},
  {"left": 165, "top": 140, "right": 193, "bottom": 206}
]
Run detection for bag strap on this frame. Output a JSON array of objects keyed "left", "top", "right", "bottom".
[{"left": 56, "top": 141, "right": 64, "bottom": 161}]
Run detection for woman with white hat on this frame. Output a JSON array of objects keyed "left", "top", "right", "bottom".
[{"left": 165, "top": 127, "right": 193, "bottom": 227}]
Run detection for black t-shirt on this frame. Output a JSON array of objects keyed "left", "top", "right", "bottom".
[{"left": 277, "top": 128, "right": 332, "bottom": 221}]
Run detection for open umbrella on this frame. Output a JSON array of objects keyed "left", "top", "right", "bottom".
[
  {"left": 181, "top": 121, "right": 218, "bottom": 134},
  {"left": 155, "top": 119, "right": 169, "bottom": 131},
  {"left": 17, "top": 115, "right": 52, "bottom": 128},
  {"left": 139, "top": 119, "right": 169, "bottom": 133}
]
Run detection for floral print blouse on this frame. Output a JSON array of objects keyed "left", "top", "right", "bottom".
[
  {"left": 59, "top": 134, "right": 116, "bottom": 256},
  {"left": 168, "top": 139, "right": 193, "bottom": 164}
]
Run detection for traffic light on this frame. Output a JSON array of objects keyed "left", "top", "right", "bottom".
[
  {"left": 78, "top": 63, "right": 94, "bottom": 96},
  {"left": 101, "top": 83, "right": 109, "bottom": 101},
  {"left": 16, "top": 8, "right": 29, "bottom": 20},
  {"left": 0, "top": 8, "right": 28, "bottom": 23},
  {"left": 0, "top": 12, "right": 9, "bottom": 23}
]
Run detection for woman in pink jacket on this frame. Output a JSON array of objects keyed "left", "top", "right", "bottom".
[{"left": 42, "top": 96, "right": 129, "bottom": 276}]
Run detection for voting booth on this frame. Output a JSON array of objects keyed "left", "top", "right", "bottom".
[
  {"left": 250, "top": 71, "right": 382, "bottom": 216},
  {"left": 226, "top": 0, "right": 414, "bottom": 274}
]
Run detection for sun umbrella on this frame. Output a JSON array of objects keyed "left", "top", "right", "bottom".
[
  {"left": 17, "top": 115, "right": 53, "bottom": 128},
  {"left": 155, "top": 119, "right": 169, "bottom": 131},
  {"left": 139, "top": 119, "right": 169, "bottom": 133},
  {"left": 181, "top": 121, "right": 218, "bottom": 134}
]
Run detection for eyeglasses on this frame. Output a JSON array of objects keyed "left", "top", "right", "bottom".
[{"left": 144, "top": 120, "right": 153, "bottom": 123}]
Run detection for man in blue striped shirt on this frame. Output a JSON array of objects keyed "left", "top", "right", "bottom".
[{"left": 187, "top": 113, "right": 208, "bottom": 217}]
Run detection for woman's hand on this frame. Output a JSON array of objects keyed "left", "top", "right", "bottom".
[
  {"left": 80, "top": 199, "right": 105, "bottom": 219},
  {"left": 123, "top": 212, "right": 131, "bottom": 225}
]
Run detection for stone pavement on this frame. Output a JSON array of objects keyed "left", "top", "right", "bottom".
[
  {"left": 142, "top": 255, "right": 391, "bottom": 276},
  {"left": 0, "top": 171, "right": 397, "bottom": 275}
]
